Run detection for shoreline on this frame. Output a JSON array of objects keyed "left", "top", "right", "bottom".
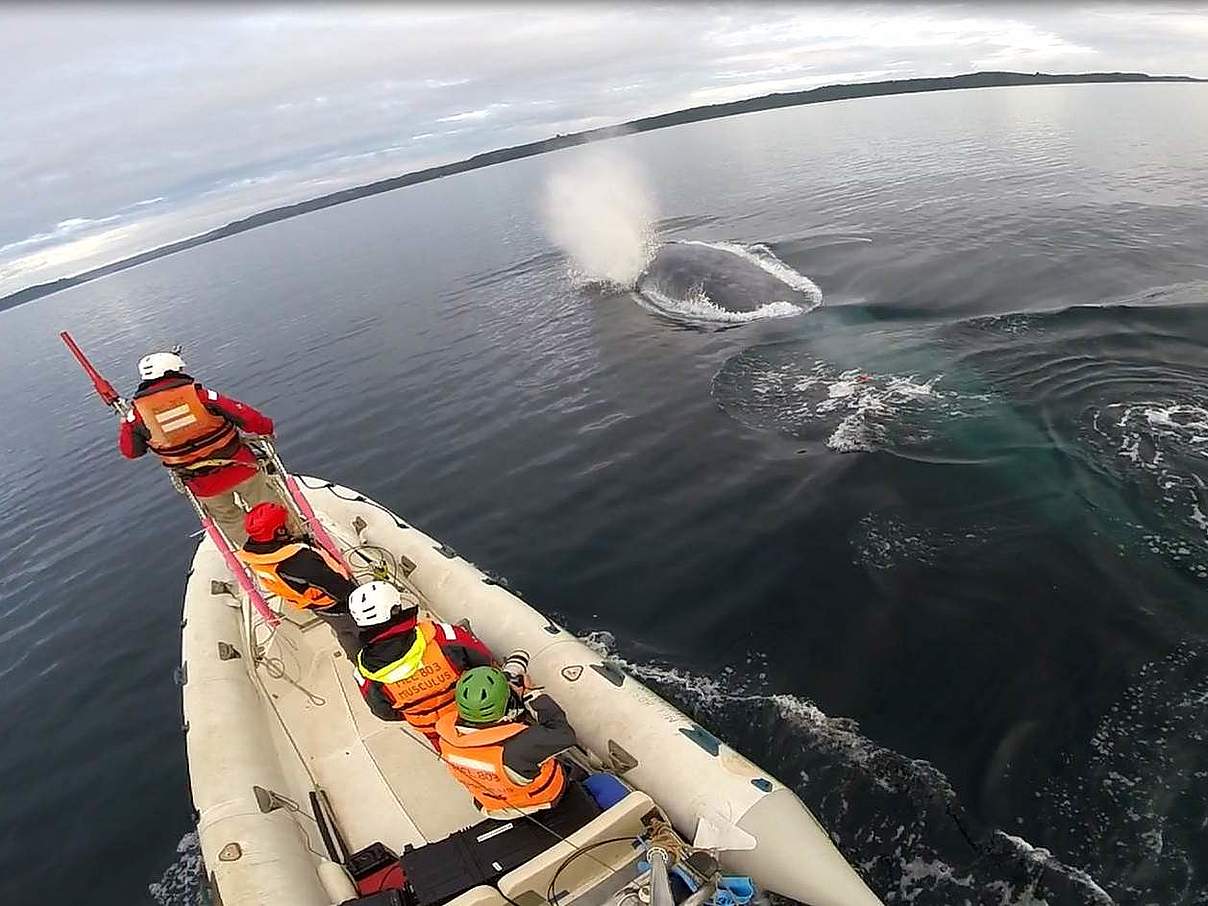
[{"left": 2, "top": 70, "right": 1203, "bottom": 312}]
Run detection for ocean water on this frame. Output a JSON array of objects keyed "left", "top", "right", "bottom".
[{"left": 0, "top": 83, "right": 1206, "bottom": 905}]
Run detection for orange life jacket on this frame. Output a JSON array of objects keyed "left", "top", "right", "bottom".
[
  {"left": 132, "top": 382, "right": 239, "bottom": 469},
  {"left": 357, "top": 621, "right": 463, "bottom": 738},
  {"left": 237, "top": 542, "right": 351, "bottom": 610},
  {"left": 434, "top": 710, "right": 567, "bottom": 815}
]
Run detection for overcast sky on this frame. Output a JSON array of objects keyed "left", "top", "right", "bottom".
[{"left": 2, "top": 2, "right": 1205, "bottom": 296}]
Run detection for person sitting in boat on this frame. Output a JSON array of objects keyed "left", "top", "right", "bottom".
[
  {"left": 351, "top": 581, "right": 495, "bottom": 745},
  {"left": 236, "top": 502, "right": 354, "bottom": 614},
  {"left": 118, "top": 351, "right": 287, "bottom": 544},
  {"left": 435, "top": 666, "right": 576, "bottom": 818}
]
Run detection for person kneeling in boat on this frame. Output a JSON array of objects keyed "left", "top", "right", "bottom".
[
  {"left": 237, "top": 502, "right": 354, "bottom": 614},
  {"left": 351, "top": 581, "right": 495, "bottom": 746},
  {"left": 118, "top": 350, "right": 288, "bottom": 544},
  {"left": 436, "top": 666, "right": 576, "bottom": 818}
]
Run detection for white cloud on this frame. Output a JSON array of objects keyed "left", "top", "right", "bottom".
[{"left": 0, "top": 1, "right": 1205, "bottom": 296}]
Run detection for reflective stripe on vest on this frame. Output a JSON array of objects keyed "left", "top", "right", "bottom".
[
  {"left": 133, "top": 383, "right": 239, "bottom": 468},
  {"left": 357, "top": 622, "right": 461, "bottom": 735},
  {"left": 237, "top": 542, "right": 350, "bottom": 609},
  {"left": 434, "top": 711, "right": 567, "bottom": 813}
]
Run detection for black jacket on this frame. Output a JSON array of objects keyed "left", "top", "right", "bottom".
[
  {"left": 357, "top": 614, "right": 494, "bottom": 723},
  {"left": 499, "top": 694, "right": 577, "bottom": 781},
  {"left": 241, "top": 537, "right": 355, "bottom": 611}
]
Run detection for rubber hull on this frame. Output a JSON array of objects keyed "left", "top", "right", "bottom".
[
  {"left": 181, "top": 477, "right": 884, "bottom": 906},
  {"left": 307, "top": 479, "right": 882, "bottom": 906}
]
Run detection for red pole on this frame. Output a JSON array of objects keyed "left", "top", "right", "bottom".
[
  {"left": 60, "top": 331, "right": 122, "bottom": 408},
  {"left": 60, "top": 330, "right": 280, "bottom": 627}
]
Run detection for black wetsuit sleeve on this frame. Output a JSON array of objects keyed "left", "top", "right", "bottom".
[
  {"left": 362, "top": 679, "right": 403, "bottom": 721},
  {"left": 277, "top": 548, "right": 356, "bottom": 606},
  {"left": 443, "top": 641, "right": 495, "bottom": 672},
  {"left": 500, "top": 694, "right": 577, "bottom": 781}
]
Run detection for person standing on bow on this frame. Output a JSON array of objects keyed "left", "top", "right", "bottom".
[
  {"left": 435, "top": 666, "right": 576, "bottom": 818},
  {"left": 118, "top": 350, "right": 288, "bottom": 544},
  {"left": 351, "top": 581, "right": 496, "bottom": 746},
  {"left": 237, "top": 503, "right": 354, "bottom": 614}
]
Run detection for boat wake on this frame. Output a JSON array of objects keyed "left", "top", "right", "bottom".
[
  {"left": 1036, "top": 639, "right": 1208, "bottom": 904},
  {"left": 148, "top": 832, "right": 202, "bottom": 906},
  {"left": 581, "top": 632, "right": 1114, "bottom": 906}
]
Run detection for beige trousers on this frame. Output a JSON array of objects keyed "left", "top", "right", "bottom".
[{"left": 199, "top": 469, "right": 298, "bottom": 545}]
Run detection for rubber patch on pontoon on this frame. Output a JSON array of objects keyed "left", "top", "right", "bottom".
[
  {"left": 591, "top": 662, "right": 625, "bottom": 687},
  {"left": 608, "top": 739, "right": 639, "bottom": 772},
  {"left": 680, "top": 725, "right": 721, "bottom": 756}
]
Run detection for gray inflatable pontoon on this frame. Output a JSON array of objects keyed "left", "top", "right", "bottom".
[{"left": 180, "top": 477, "right": 884, "bottom": 906}]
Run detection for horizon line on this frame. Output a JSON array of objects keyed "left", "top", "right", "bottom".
[{"left": 3, "top": 69, "right": 1203, "bottom": 313}]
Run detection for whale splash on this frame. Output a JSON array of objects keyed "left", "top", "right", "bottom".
[
  {"left": 542, "top": 149, "right": 821, "bottom": 325},
  {"left": 541, "top": 145, "right": 657, "bottom": 288}
]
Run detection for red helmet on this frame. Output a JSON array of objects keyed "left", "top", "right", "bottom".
[{"left": 245, "top": 502, "right": 289, "bottom": 542}]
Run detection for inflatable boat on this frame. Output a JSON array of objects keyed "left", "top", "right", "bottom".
[{"left": 180, "top": 476, "right": 885, "bottom": 906}]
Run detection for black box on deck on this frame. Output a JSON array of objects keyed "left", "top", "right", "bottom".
[
  {"left": 401, "top": 784, "right": 602, "bottom": 906},
  {"left": 342, "top": 892, "right": 406, "bottom": 906}
]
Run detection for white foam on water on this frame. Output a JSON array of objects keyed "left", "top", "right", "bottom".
[
  {"left": 713, "top": 355, "right": 994, "bottom": 456},
  {"left": 896, "top": 857, "right": 976, "bottom": 904},
  {"left": 636, "top": 239, "right": 821, "bottom": 324},
  {"left": 1086, "top": 399, "right": 1208, "bottom": 577},
  {"left": 850, "top": 512, "right": 990, "bottom": 570},
  {"left": 996, "top": 834, "right": 1114, "bottom": 905},
  {"left": 582, "top": 631, "right": 905, "bottom": 786},
  {"left": 637, "top": 280, "right": 805, "bottom": 324},
  {"left": 813, "top": 370, "right": 944, "bottom": 453},
  {"left": 677, "top": 239, "right": 824, "bottom": 300},
  {"left": 1038, "top": 640, "right": 1208, "bottom": 903},
  {"left": 579, "top": 630, "right": 1112, "bottom": 905},
  {"left": 148, "top": 832, "right": 202, "bottom": 906},
  {"left": 1098, "top": 402, "right": 1208, "bottom": 476}
]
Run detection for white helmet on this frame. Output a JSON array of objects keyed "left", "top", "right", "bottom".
[
  {"left": 349, "top": 581, "right": 403, "bottom": 628},
  {"left": 138, "top": 351, "right": 186, "bottom": 381}
]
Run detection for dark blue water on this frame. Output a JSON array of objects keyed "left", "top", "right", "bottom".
[{"left": 1, "top": 83, "right": 1206, "bottom": 905}]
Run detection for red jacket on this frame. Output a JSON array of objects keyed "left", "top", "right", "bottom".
[{"left": 118, "top": 374, "right": 274, "bottom": 497}]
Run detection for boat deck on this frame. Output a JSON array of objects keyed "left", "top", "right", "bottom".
[{"left": 253, "top": 605, "right": 483, "bottom": 854}]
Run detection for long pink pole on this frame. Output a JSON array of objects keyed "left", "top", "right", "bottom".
[
  {"left": 262, "top": 441, "right": 352, "bottom": 573},
  {"left": 189, "top": 495, "right": 280, "bottom": 627}
]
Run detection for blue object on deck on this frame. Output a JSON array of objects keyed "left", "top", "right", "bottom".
[
  {"left": 712, "top": 876, "right": 756, "bottom": 906},
  {"left": 583, "top": 773, "right": 629, "bottom": 809}
]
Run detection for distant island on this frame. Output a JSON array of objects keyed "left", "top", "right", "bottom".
[{"left": 3, "top": 70, "right": 1202, "bottom": 312}]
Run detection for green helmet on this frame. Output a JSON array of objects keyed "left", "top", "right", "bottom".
[{"left": 456, "top": 667, "right": 511, "bottom": 724}]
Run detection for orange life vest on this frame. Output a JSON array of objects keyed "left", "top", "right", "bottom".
[
  {"left": 237, "top": 542, "right": 351, "bottom": 610},
  {"left": 132, "top": 382, "right": 239, "bottom": 469},
  {"left": 357, "top": 621, "right": 463, "bottom": 738},
  {"left": 434, "top": 711, "right": 567, "bottom": 815}
]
